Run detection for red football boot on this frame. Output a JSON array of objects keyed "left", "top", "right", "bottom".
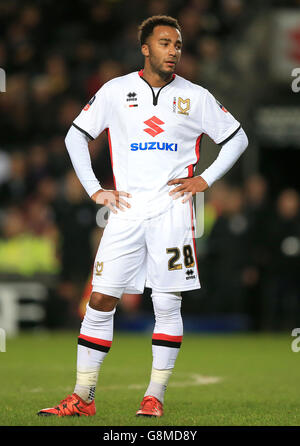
[
  {"left": 37, "top": 393, "right": 96, "bottom": 417},
  {"left": 136, "top": 395, "right": 163, "bottom": 417}
]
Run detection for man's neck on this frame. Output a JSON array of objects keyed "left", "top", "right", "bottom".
[{"left": 141, "top": 66, "right": 173, "bottom": 88}]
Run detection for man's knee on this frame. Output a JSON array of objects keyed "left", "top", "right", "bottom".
[
  {"left": 89, "top": 292, "right": 118, "bottom": 311},
  {"left": 151, "top": 292, "right": 182, "bottom": 318},
  {"left": 151, "top": 291, "right": 183, "bottom": 336}
]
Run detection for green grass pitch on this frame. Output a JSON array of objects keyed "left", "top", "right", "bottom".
[{"left": 1, "top": 331, "right": 300, "bottom": 426}]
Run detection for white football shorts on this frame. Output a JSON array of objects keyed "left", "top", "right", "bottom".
[{"left": 92, "top": 198, "right": 200, "bottom": 297}]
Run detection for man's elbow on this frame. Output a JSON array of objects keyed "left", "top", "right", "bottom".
[
  {"left": 65, "top": 126, "right": 73, "bottom": 148},
  {"left": 240, "top": 127, "right": 249, "bottom": 152}
]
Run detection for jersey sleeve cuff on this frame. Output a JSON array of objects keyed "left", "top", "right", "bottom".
[
  {"left": 72, "top": 122, "right": 95, "bottom": 141},
  {"left": 198, "top": 172, "right": 213, "bottom": 188},
  {"left": 215, "top": 123, "right": 241, "bottom": 146}
]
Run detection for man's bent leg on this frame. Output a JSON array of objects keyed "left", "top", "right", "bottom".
[{"left": 37, "top": 289, "right": 123, "bottom": 416}]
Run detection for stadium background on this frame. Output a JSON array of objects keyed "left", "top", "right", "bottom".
[{"left": 0, "top": 0, "right": 300, "bottom": 339}]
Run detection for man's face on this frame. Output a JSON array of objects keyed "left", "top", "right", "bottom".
[{"left": 142, "top": 25, "right": 182, "bottom": 77}]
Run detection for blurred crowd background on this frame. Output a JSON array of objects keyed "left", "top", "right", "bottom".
[{"left": 0, "top": 0, "right": 300, "bottom": 334}]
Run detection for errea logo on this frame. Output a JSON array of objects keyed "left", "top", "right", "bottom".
[
  {"left": 144, "top": 116, "right": 165, "bottom": 137},
  {"left": 127, "top": 92, "right": 137, "bottom": 101}
]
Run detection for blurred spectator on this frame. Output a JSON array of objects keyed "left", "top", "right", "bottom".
[
  {"left": 178, "top": 6, "right": 202, "bottom": 54},
  {"left": 26, "top": 144, "right": 50, "bottom": 193},
  {"left": 47, "top": 135, "right": 71, "bottom": 178},
  {"left": 35, "top": 176, "right": 59, "bottom": 206},
  {"left": 243, "top": 174, "right": 271, "bottom": 269},
  {"left": 25, "top": 196, "right": 58, "bottom": 241},
  {"left": 87, "top": 2, "right": 123, "bottom": 43},
  {"left": 85, "top": 59, "right": 124, "bottom": 98},
  {"left": 53, "top": 170, "right": 96, "bottom": 284},
  {"left": 176, "top": 53, "right": 200, "bottom": 83},
  {"left": 242, "top": 174, "right": 271, "bottom": 329},
  {"left": 263, "top": 189, "right": 300, "bottom": 330},
  {"left": 72, "top": 41, "right": 98, "bottom": 94},
  {"left": 195, "top": 180, "right": 230, "bottom": 260},
  {"left": 196, "top": 35, "right": 222, "bottom": 85},
  {"left": 45, "top": 53, "right": 70, "bottom": 97},
  {"left": 0, "top": 74, "right": 30, "bottom": 143},
  {"left": 205, "top": 185, "right": 250, "bottom": 313},
  {"left": 112, "top": 23, "right": 143, "bottom": 72},
  {"left": 0, "top": 206, "right": 60, "bottom": 277},
  {"left": 0, "top": 151, "right": 28, "bottom": 206},
  {"left": 205, "top": 180, "right": 231, "bottom": 218},
  {"left": 28, "top": 75, "right": 57, "bottom": 139},
  {"left": 56, "top": 98, "right": 82, "bottom": 133}
]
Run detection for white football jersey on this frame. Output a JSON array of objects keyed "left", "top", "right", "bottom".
[{"left": 73, "top": 70, "right": 240, "bottom": 219}]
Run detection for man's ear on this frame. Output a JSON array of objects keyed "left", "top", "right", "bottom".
[{"left": 141, "top": 44, "right": 149, "bottom": 57}]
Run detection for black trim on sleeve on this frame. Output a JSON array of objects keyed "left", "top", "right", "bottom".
[
  {"left": 72, "top": 123, "right": 94, "bottom": 141},
  {"left": 218, "top": 124, "right": 241, "bottom": 146}
]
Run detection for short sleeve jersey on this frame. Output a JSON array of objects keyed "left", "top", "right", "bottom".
[{"left": 73, "top": 71, "right": 240, "bottom": 219}]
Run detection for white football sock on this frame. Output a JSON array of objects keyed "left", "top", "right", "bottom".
[
  {"left": 144, "top": 368, "right": 173, "bottom": 404},
  {"left": 144, "top": 291, "right": 183, "bottom": 403},
  {"left": 74, "top": 304, "right": 115, "bottom": 403}
]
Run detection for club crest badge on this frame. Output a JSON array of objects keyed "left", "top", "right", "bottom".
[
  {"left": 95, "top": 261, "right": 103, "bottom": 276},
  {"left": 177, "top": 97, "right": 190, "bottom": 115}
]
